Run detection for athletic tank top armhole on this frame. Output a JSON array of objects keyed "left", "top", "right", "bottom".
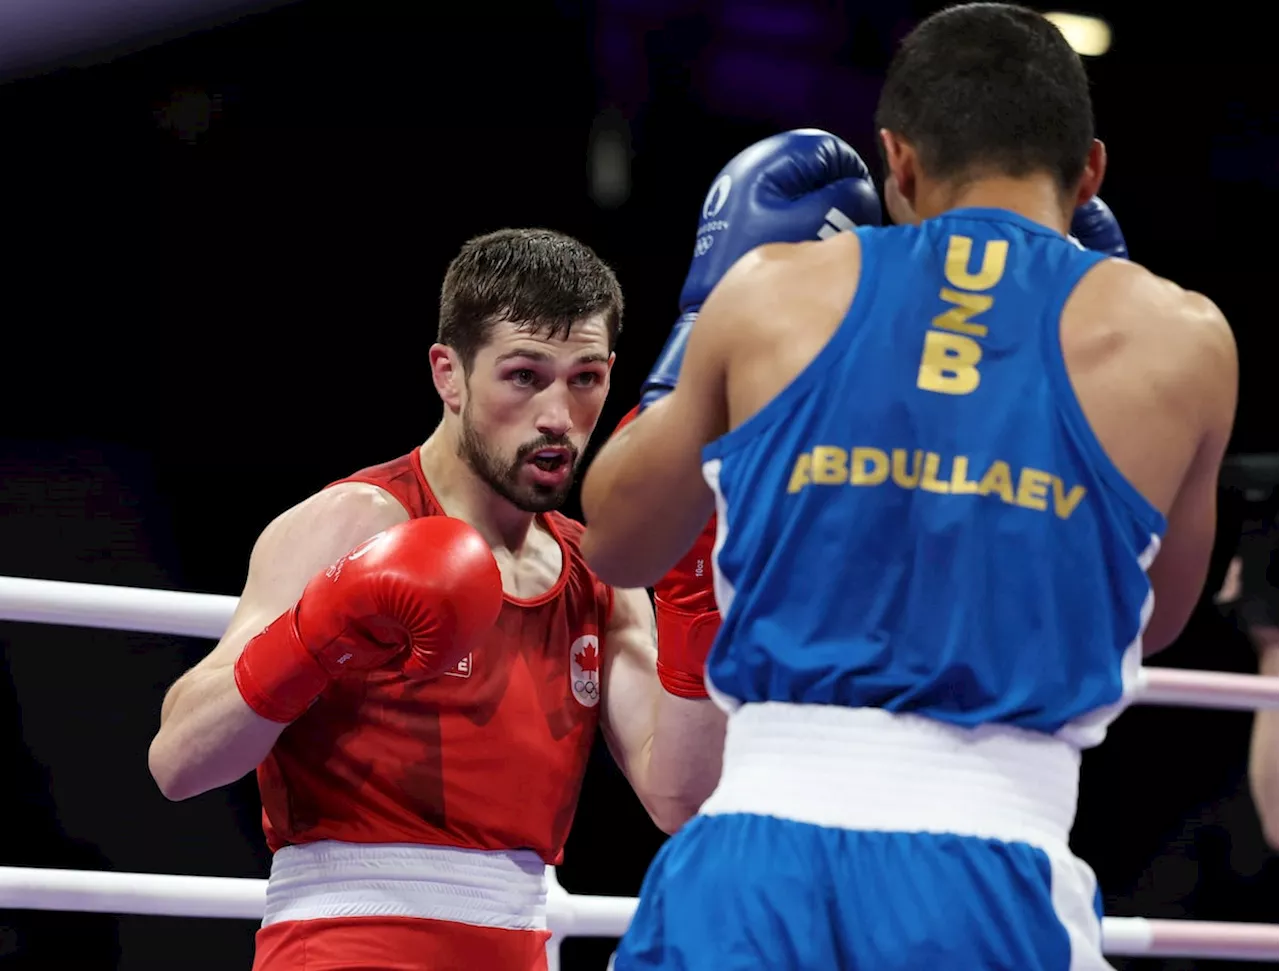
[
  {"left": 1041, "top": 257, "right": 1168, "bottom": 538},
  {"left": 703, "top": 228, "right": 878, "bottom": 463}
]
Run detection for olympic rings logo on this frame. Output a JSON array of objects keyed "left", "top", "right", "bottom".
[{"left": 570, "top": 634, "right": 602, "bottom": 708}]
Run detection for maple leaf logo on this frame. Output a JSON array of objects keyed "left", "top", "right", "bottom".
[
  {"left": 574, "top": 641, "right": 600, "bottom": 674},
  {"left": 569, "top": 635, "right": 601, "bottom": 708}
]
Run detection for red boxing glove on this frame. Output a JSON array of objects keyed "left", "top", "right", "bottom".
[
  {"left": 234, "top": 516, "right": 504, "bottom": 723},
  {"left": 654, "top": 516, "right": 721, "bottom": 699},
  {"left": 610, "top": 405, "right": 721, "bottom": 699}
]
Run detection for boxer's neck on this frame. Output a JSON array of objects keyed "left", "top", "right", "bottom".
[
  {"left": 924, "top": 173, "right": 1072, "bottom": 236},
  {"left": 417, "top": 432, "right": 544, "bottom": 555}
]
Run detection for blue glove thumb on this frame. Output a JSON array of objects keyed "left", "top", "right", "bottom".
[
  {"left": 1070, "top": 196, "right": 1128, "bottom": 260},
  {"left": 639, "top": 129, "right": 882, "bottom": 413}
]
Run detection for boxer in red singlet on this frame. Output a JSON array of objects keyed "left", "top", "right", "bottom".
[{"left": 147, "top": 228, "right": 724, "bottom": 971}]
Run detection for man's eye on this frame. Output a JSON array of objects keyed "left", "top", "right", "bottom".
[
  {"left": 573, "top": 372, "right": 601, "bottom": 387},
  {"left": 510, "top": 369, "right": 536, "bottom": 386}
]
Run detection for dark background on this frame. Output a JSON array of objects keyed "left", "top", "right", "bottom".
[{"left": 0, "top": 1, "right": 1274, "bottom": 968}]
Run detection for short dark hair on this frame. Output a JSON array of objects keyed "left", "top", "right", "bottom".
[
  {"left": 438, "top": 228, "right": 624, "bottom": 370},
  {"left": 875, "top": 2, "right": 1094, "bottom": 195}
]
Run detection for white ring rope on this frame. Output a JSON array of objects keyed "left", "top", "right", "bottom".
[
  {"left": 0, "top": 575, "right": 235, "bottom": 639},
  {"left": 0, "top": 574, "right": 1275, "bottom": 963},
  {"left": 0, "top": 866, "right": 1272, "bottom": 962},
  {"left": 0, "top": 575, "right": 1276, "bottom": 710}
]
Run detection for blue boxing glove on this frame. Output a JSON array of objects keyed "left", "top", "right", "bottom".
[
  {"left": 1070, "top": 196, "right": 1128, "bottom": 259},
  {"left": 639, "top": 128, "right": 882, "bottom": 412}
]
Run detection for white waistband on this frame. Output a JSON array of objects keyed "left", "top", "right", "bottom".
[
  {"left": 262, "top": 841, "right": 549, "bottom": 930},
  {"left": 698, "top": 703, "right": 1081, "bottom": 854}
]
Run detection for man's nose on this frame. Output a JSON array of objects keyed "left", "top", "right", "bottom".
[{"left": 535, "top": 391, "right": 573, "bottom": 438}]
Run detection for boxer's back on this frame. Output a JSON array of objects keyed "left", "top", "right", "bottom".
[{"left": 703, "top": 206, "right": 1206, "bottom": 748}]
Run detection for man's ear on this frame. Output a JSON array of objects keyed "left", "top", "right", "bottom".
[
  {"left": 1074, "top": 138, "right": 1107, "bottom": 208},
  {"left": 430, "top": 343, "right": 465, "bottom": 414}
]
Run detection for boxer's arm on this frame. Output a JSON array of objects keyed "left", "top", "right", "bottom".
[
  {"left": 148, "top": 483, "right": 409, "bottom": 801},
  {"left": 581, "top": 252, "right": 767, "bottom": 588},
  {"left": 598, "top": 586, "right": 726, "bottom": 834},
  {"left": 1142, "top": 292, "right": 1238, "bottom": 654},
  {"left": 1249, "top": 630, "right": 1279, "bottom": 848}
]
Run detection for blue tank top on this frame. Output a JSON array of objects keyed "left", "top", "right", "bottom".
[{"left": 701, "top": 207, "right": 1167, "bottom": 749}]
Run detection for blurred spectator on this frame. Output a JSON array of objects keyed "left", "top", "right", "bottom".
[
  {"left": 1102, "top": 474, "right": 1277, "bottom": 970},
  {"left": 1217, "top": 503, "right": 1278, "bottom": 848}
]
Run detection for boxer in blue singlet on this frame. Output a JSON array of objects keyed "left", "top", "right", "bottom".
[{"left": 581, "top": 3, "right": 1239, "bottom": 968}]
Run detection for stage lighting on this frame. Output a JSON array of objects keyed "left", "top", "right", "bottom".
[{"left": 1044, "top": 11, "right": 1112, "bottom": 56}]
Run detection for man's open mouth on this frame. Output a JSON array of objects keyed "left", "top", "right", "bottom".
[{"left": 529, "top": 449, "right": 570, "bottom": 472}]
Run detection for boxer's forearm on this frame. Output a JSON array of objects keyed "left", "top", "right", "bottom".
[
  {"left": 600, "top": 586, "right": 726, "bottom": 833},
  {"left": 1249, "top": 633, "right": 1278, "bottom": 848},
  {"left": 149, "top": 658, "right": 287, "bottom": 801},
  {"left": 639, "top": 692, "right": 726, "bottom": 832}
]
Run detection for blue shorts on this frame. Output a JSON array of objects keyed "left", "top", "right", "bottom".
[{"left": 613, "top": 813, "right": 1105, "bottom": 971}]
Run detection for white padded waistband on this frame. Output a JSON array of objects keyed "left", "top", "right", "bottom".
[
  {"left": 699, "top": 702, "right": 1081, "bottom": 854},
  {"left": 261, "top": 841, "right": 548, "bottom": 930}
]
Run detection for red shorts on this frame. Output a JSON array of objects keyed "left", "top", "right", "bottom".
[{"left": 252, "top": 916, "right": 552, "bottom": 971}]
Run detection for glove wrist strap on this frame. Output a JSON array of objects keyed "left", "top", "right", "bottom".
[
  {"left": 655, "top": 595, "right": 720, "bottom": 700},
  {"left": 639, "top": 310, "right": 700, "bottom": 412},
  {"left": 233, "top": 605, "right": 332, "bottom": 723}
]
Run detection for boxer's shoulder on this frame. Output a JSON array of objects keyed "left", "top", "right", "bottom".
[
  {"left": 261, "top": 482, "right": 410, "bottom": 560},
  {"left": 1061, "top": 261, "right": 1236, "bottom": 503},
  {"left": 317, "top": 478, "right": 406, "bottom": 510},
  {"left": 705, "top": 233, "right": 866, "bottom": 377},
  {"left": 730, "top": 230, "right": 861, "bottom": 284},
  {"left": 1072, "top": 258, "right": 1221, "bottom": 323},
  {"left": 326, "top": 450, "right": 438, "bottom": 520},
  {"left": 701, "top": 232, "right": 863, "bottom": 335},
  {"left": 1070, "top": 259, "right": 1235, "bottom": 379},
  {"left": 329, "top": 451, "right": 416, "bottom": 486}
]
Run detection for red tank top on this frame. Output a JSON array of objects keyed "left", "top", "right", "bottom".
[{"left": 256, "top": 448, "right": 614, "bottom": 865}]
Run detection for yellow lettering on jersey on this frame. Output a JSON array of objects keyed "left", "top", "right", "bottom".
[
  {"left": 782, "top": 445, "right": 1088, "bottom": 520},
  {"left": 786, "top": 452, "right": 812, "bottom": 493},
  {"left": 945, "top": 235, "right": 1009, "bottom": 291},
  {"left": 891, "top": 448, "right": 922, "bottom": 488},
  {"left": 932, "top": 289, "right": 993, "bottom": 337},
  {"left": 919, "top": 452, "right": 950, "bottom": 493},
  {"left": 1052, "top": 478, "right": 1087, "bottom": 520},
  {"left": 1015, "top": 467, "right": 1052, "bottom": 511},
  {"left": 917, "top": 331, "right": 982, "bottom": 395},
  {"left": 977, "top": 460, "right": 1015, "bottom": 504},
  {"left": 812, "top": 446, "right": 848, "bottom": 485},
  {"left": 850, "top": 447, "right": 889, "bottom": 485},
  {"left": 917, "top": 234, "right": 1009, "bottom": 397},
  {"left": 949, "top": 456, "right": 981, "bottom": 495}
]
